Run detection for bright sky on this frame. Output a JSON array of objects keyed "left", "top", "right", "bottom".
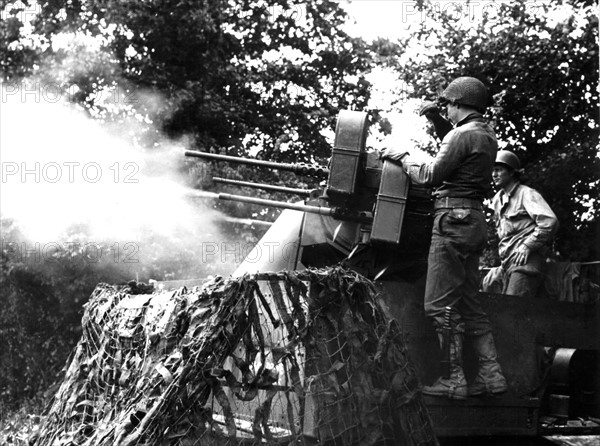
[
  {"left": 342, "top": 1, "right": 440, "bottom": 159},
  {"left": 342, "top": 0, "right": 556, "bottom": 40},
  {"left": 344, "top": 0, "right": 415, "bottom": 41}
]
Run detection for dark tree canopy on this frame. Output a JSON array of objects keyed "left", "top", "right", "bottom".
[
  {"left": 394, "top": 0, "right": 599, "bottom": 261},
  {"left": 2, "top": 0, "right": 377, "bottom": 165}
]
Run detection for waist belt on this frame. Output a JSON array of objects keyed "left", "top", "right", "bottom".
[{"left": 434, "top": 197, "right": 483, "bottom": 211}]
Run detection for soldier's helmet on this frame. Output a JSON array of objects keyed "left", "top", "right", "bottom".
[
  {"left": 495, "top": 150, "right": 521, "bottom": 171},
  {"left": 439, "top": 77, "right": 488, "bottom": 112}
]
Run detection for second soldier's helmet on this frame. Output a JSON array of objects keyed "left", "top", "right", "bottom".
[
  {"left": 495, "top": 150, "right": 521, "bottom": 171},
  {"left": 439, "top": 77, "right": 488, "bottom": 112}
]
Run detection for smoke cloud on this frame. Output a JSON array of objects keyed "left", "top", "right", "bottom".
[{"left": 0, "top": 81, "right": 239, "bottom": 281}]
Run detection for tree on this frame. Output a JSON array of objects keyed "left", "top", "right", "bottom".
[
  {"left": 9, "top": 0, "right": 376, "bottom": 164},
  {"left": 0, "top": 1, "right": 40, "bottom": 80},
  {"left": 395, "top": 0, "right": 599, "bottom": 261}
]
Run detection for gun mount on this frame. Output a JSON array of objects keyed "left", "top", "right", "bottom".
[{"left": 185, "top": 110, "right": 434, "bottom": 278}]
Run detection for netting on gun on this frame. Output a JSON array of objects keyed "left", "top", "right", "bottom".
[{"left": 33, "top": 267, "right": 438, "bottom": 446}]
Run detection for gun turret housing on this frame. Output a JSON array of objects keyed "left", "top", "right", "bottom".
[{"left": 185, "top": 110, "right": 434, "bottom": 278}]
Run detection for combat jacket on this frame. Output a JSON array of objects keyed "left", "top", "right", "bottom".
[
  {"left": 492, "top": 182, "right": 558, "bottom": 265},
  {"left": 403, "top": 113, "right": 497, "bottom": 200}
]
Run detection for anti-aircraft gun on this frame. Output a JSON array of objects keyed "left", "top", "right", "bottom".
[
  {"left": 186, "top": 111, "right": 600, "bottom": 441},
  {"left": 185, "top": 110, "right": 434, "bottom": 280}
]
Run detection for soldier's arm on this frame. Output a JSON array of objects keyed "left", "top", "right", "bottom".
[
  {"left": 428, "top": 114, "right": 453, "bottom": 140},
  {"left": 402, "top": 130, "right": 464, "bottom": 187},
  {"left": 419, "top": 101, "right": 453, "bottom": 140}
]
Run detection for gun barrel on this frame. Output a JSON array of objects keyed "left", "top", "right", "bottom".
[
  {"left": 184, "top": 150, "right": 329, "bottom": 177},
  {"left": 218, "top": 193, "right": 334, "bottom": 216},
  {"left": 217, "top": 193, "right": 372, "bottom": 223},
  {"left": 213, "top": 177, "right": 312, "bottom": 197},
  {"left": 220, "top": 215, "right": 273, "bottom": 227}
]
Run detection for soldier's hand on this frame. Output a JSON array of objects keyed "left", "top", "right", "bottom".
[
  {"left": 418, "top": 101, "right": 440, "bottom": 117},
  {"left": 381, "top": 148, "right": 409, "bottom": 163},
  {"left": 514, "top": 245, "right": 531, "bottom": 266}
]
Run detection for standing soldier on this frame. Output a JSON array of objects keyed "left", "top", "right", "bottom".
[
  {"left": 383, "top": 76, "right": 507, "bottom": 399},
  {"left": 491, "top": 150, "right": 559, "bottom": 298}
]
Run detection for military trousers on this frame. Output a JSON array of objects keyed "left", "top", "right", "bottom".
[
  {"left": 502, "top": 251, "right": 544, "bottom": 298},
  {"left": 424, "top": 208, "right": 492, "bottom": 336}
]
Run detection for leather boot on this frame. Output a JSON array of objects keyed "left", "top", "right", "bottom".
[
  {"left": 468, "top": 332, "right": 508, "bottom": 396},
  {"left": 422, "top": 332, "right": 467, "bottom": 400}
]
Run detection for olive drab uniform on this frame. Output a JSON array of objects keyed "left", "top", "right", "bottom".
[
  {"left": 403, "top": 112, "right": 496, "bottom": 336},
  {"left": 492, "top": 182, "right": 558, "bottom": 298},
  {"left": 398, "top": 77, "right": 508, "bottom": 399}
]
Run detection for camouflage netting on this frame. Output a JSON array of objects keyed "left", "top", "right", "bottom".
[{"left": 33, "top": 267, "right": 438, "bottom": 446}]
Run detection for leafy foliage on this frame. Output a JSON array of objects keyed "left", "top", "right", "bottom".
[
  {"left": 0, "top": 3, "right": 39, "bottom": 80},
  {"left": 21, "top": 0, "right": 375, "bottom": 164},
  {"left": 397, "top": 0, "right": 599, "bottom": 261},
  {"left": 0, "top": 221, "right": 124, "bottom": 407}
]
